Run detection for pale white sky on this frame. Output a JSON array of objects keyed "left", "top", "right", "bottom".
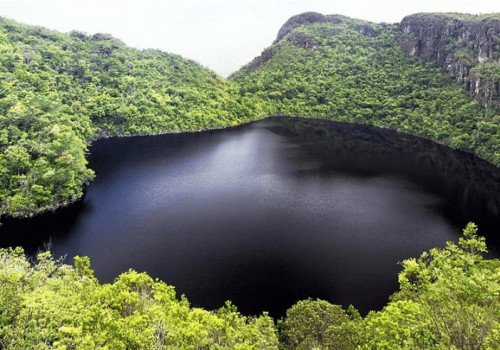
[{"left": 0, "top": 1, "right": 499, "bottom": 77}]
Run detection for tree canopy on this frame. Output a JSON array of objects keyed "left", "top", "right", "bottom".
[
  {"left": 0, "top": 17, "right": 260, "bottom": 217},
  {"left": 2, "top": 224, "right": 500, "bottom": 349}
]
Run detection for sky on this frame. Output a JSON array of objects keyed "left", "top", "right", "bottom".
[{"left": 0, "top": 1, "right": 499, "bottom": 77}]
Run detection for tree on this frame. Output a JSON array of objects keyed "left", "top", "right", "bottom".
[
  {"left": 372, "top": 223, "right": 500, "bottom": 350},
  {"left": 279, "top": 298, "right": 360, "bottom": 349}
]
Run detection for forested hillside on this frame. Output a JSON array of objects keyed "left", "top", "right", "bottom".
[
  {"left": 230, "top": 13, "right": 500, "bottom": 167},
  {"left": 0, "top": 17, "right": 261, "bottom": 217},
  {"left": 2, "top": 13, "right": 500, "bottom": 217}
]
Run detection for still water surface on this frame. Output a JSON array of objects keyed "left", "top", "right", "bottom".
[{"left": 3, "top": 117, "right": 500, "bottom": 318}]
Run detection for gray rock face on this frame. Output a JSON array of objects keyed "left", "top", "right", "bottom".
[
  {"left": 245, "top": 48, "right": 276, "bottom": 73},
  {"left": 287, "top": 33, "right": 321, "bottom": 51},
  {"left": 398, "top": 15, "right": 500, "bottom": 107},
  {"left": 244, "top": 12, "right": 328, "bottom": 73},
  {"left": 70, "top": 31, "right": 86, "bottom": 41},
  {"left": 274, "top": 12, "right": 327, "bottom": 44},
  {"left": 358, "top": 25, "right": 379, "bottom": 37},
  {"left": 327, "top": 16, "right": 344, "bottom": 24}
]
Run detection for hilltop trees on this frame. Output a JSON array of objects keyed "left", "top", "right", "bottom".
[
  {"left": 231, "top": 17, "right": 500, "bottom": 166},
  {"left": 0, "top": 17, "right": 259, "bottom": 217},
  {"left": 361, "top": 223, "right": 500, "bottom": 349},
  {"left": 278, "top": 299, "right": 361, "bottom": 350}
]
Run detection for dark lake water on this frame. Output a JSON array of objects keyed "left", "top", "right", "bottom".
[{"left": 3, "top": 116, "right": 500, "bottom": 318}]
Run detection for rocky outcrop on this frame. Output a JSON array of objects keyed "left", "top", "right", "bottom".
[
  {"left": 245, "top": 12, "right": 332, "bottom": 72},
  {"left": 358, "top": 25, "right": 379, "bottom": 37},
  {"left": 273, "top": 12, "right": 327, "bottom": 44},
  {"left": 245, "top": 48, "right": 276, "bottom": 73},
  {"left": 327, "top": 16, "right": 344, "bottom": 24},
  {"left": 287, "top": 33, "right": 321, "bottom": 51},
  {"left": 398, "top": 15, "right": 500, "bottom": 107},
  {"left": 70, "top": 31, "right": 86, "bottom": 41}
]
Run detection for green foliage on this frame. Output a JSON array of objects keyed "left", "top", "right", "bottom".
[
  {"left": 278, "top": 299, "right": 360, "bottom": 350},
  {"left": 231, "top": 18, "right": 500, "bottom": 170},
  {"left": 0, "top": 248, "right": 278, "bottom": 349},
  {"left": 411, "top": 12, "right": 500, "bottom": 22},
  {"left": 362, "top": 223, "right": 500, "bottom": 349},
  {"left": 2, "top": 226, "right": 500, "bottom": 349},
  {"left": 471, "top": 60, "right": 500, "bottom": 83},
  {"left": 443, "top": 36, "right": 459, "bottom": 50},
  {"left": 454, "top": 42, "right": 475, "bottom": 65},
  {"left": 0, "top": 16, "right": 258, "bottom": 217}
]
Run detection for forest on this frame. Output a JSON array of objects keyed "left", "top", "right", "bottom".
[
  {"left": 1, "top": 11, "right": 500, "bottom": 349},
  {"left": 230, "top": 15, "right": 500, "bottom": 165},
  {"left": 0, "top": 16, "right": 264, "bottom": 217}
]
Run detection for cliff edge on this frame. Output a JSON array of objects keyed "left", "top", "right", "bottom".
[{"left": 398, "top": 14, "right": 500, "bottom": 107}]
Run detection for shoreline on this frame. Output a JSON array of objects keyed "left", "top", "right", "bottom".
[{"left": 2, "top": 113, "right": 496, "bottom": 220}]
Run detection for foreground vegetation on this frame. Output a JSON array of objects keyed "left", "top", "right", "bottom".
[
  {"left": 0, "top": 249, "right": 278, "bottom": 349},
  {"left": 1, "top": 223, "right": 499, "bottom": 349}
]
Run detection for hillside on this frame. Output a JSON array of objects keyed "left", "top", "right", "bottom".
[
  {"left": 0, "top": 17, "right": 258, "bottom": 217},
  {"left": 230, "top": 12, "right": 500, "bottom": 167},
  {"left": 399, "top": 13, "right": 500, "bottom": 108},
  {"left": 2, "top": 12, "right": 500, "bottom": 217}
]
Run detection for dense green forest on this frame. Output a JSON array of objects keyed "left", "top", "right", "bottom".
[
  {"left": 2, "top": 224, "right": 499, "bottom": 349},
  {"left": 230, "top": 15, "right": 500, "bottom": 166},
  {"left": 0, "top": 16, "right": 266, "bottom": 217},
  {"left": 2, "top": 11, "right": 500, "bottom": 349}
]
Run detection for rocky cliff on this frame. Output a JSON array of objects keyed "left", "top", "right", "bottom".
[
  {"left": 242, "top": 12, "right": 328, "bottom": 73},
  {"left": 242, "top": 12, "right": 377, "bottom": 73},
  {"left": 273, "top": 12, "right": 328, "bottom": 44},
  {"left": 398, "top": 14, "right": 500, "bottom": 107}
]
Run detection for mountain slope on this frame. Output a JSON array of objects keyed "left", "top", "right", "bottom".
[
  {"left": 0, "top": 17, "right": 256, "bottom": 217},
  {"left": 231, "top": 12, "right": 500, "bottom": 165},
  {"left": 398, "top": 13, "right": 500, "bottom": 108}
]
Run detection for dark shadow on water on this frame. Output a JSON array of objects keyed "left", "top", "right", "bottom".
[{"left": 0, "top": 198, "right": 92, "bottom": 255}]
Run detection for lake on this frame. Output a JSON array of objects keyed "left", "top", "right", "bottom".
[{"left": 2, "top": 116, "right": 500, "bottom": 318}]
